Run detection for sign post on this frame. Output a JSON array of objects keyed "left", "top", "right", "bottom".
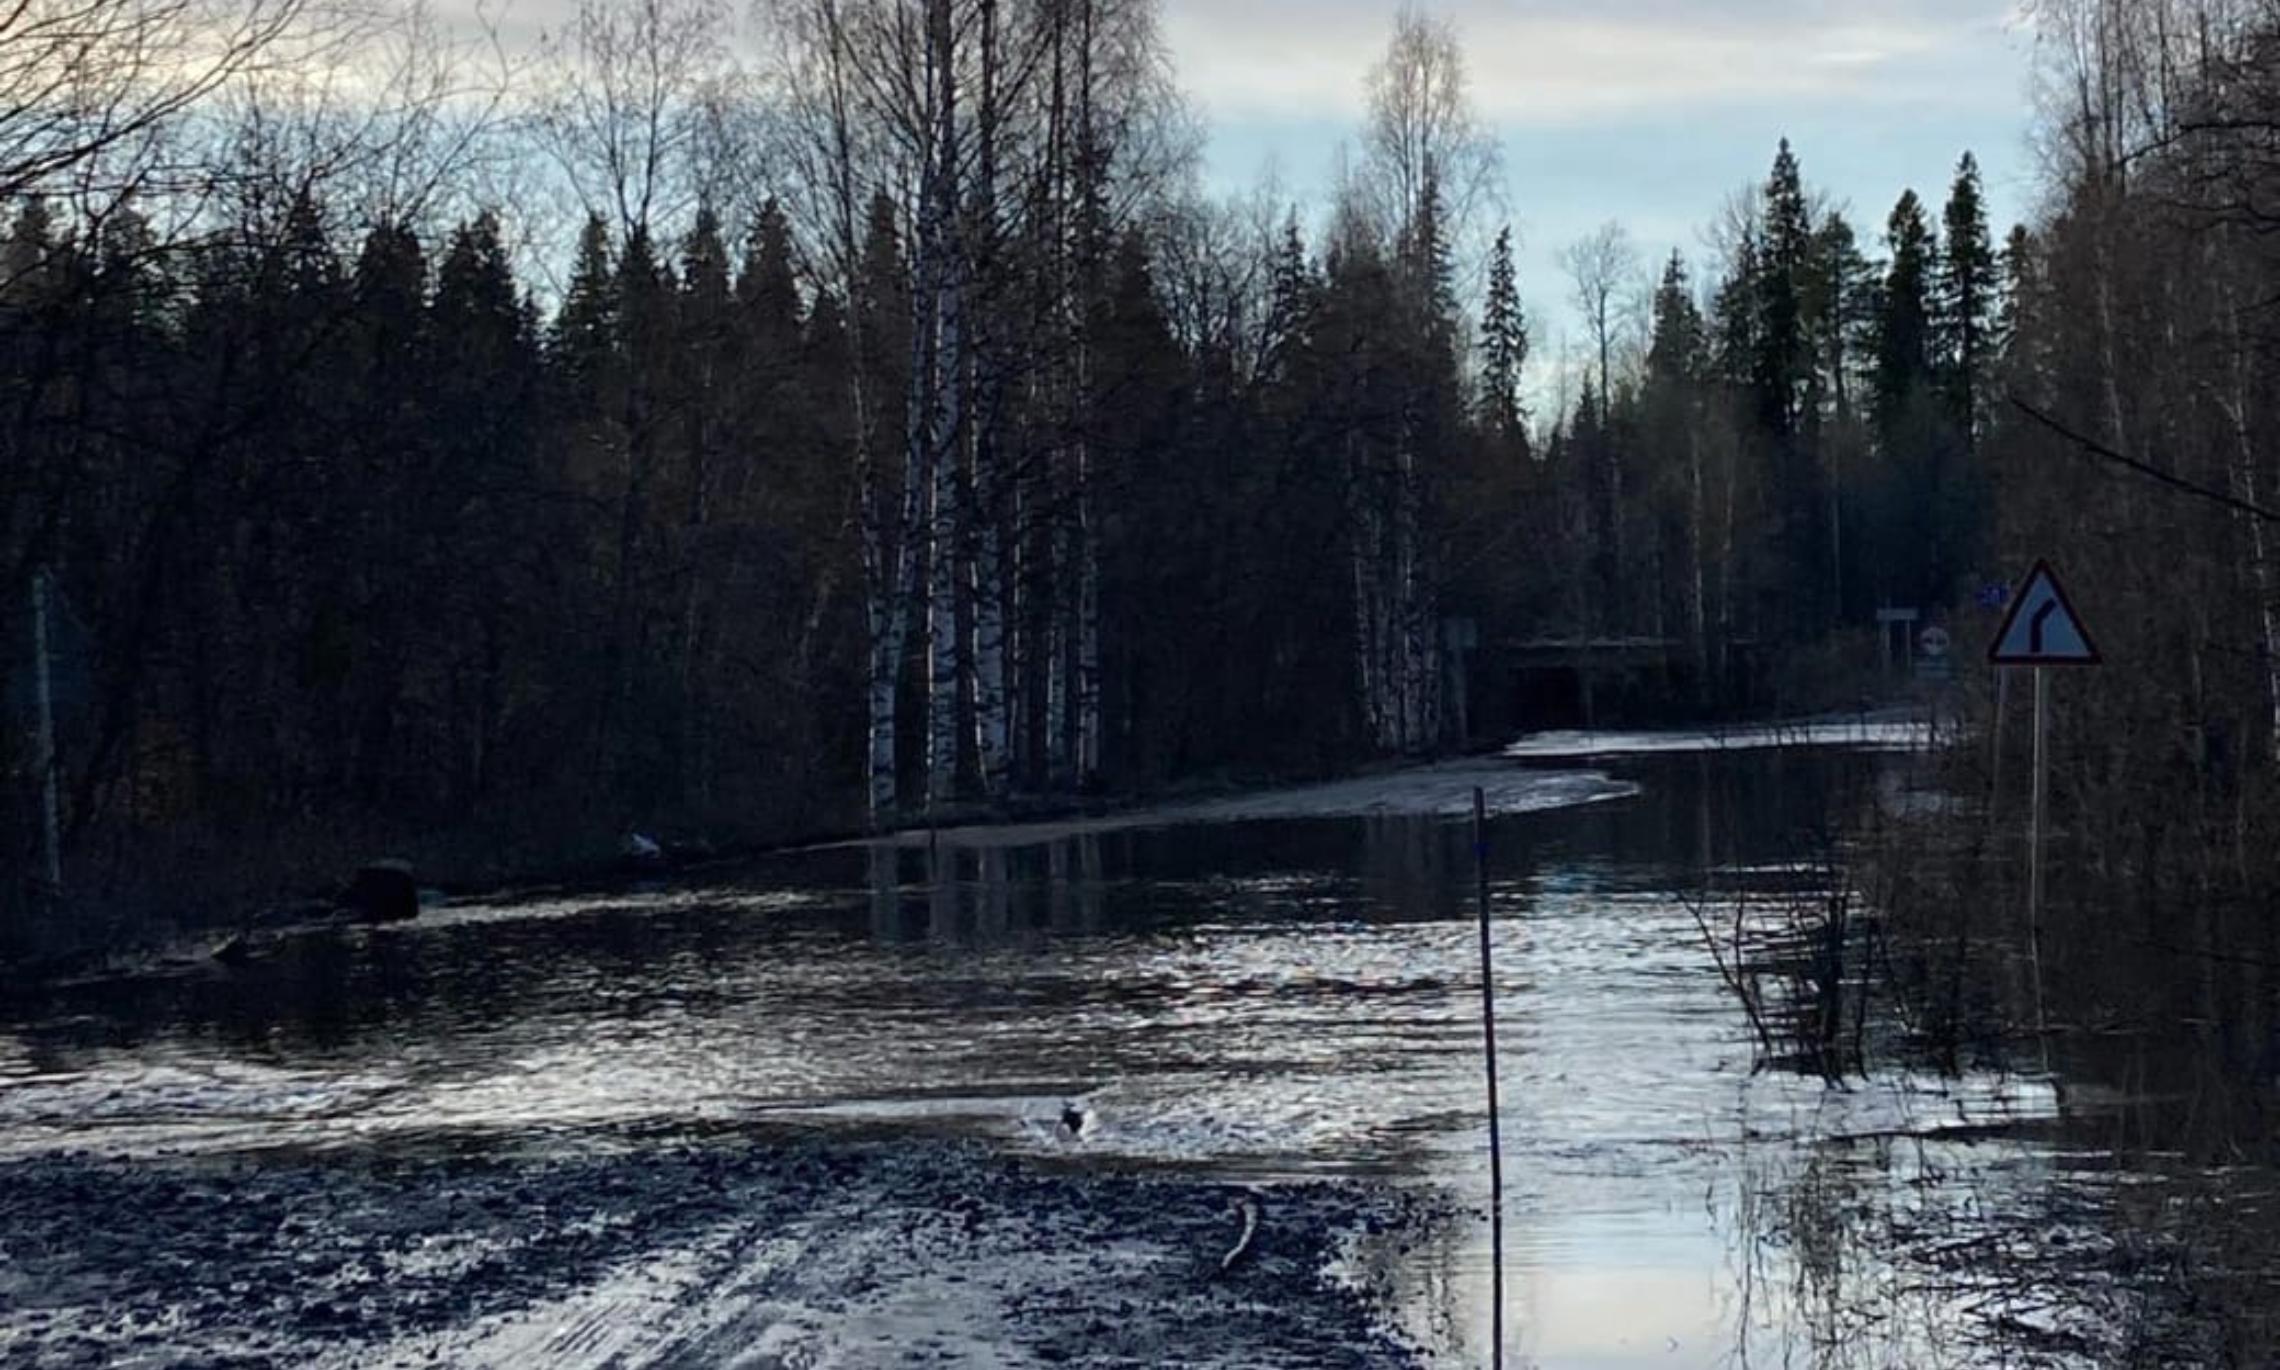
[
  {"left": 1987, "top": 561, "right": 2101, "bottom": 1041},
  {"left": 1472, "top": 786, "right": 1504, "bottom": 1370}
]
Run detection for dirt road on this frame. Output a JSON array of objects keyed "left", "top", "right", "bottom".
[{"left": 0, "top": 1136, "right": 1441, "bottom": 1368}]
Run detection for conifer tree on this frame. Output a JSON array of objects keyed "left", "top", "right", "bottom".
[
  {"left": 1755, "top": 139, "right": 1813, "bottom": 440},
  {"left": 1754, "top": 139, "right": 1830, "bottom": 634},
  {"left": 1479, "top": 224, "right": 1529, "bottom": 448},
  {"left": 1876, "top": 190, "right": 1939, "bottom": 433},
  {"left": 552, "top": 214, "right": 618, "bottom": 400},
  {"left": 1937, "top": 151, "right": 1995, "bottom": 448}
]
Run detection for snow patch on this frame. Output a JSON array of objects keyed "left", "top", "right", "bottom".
[
  {"left": 860, "top": 762, "right": 1638, "bottom": 850},
  {"left": 1505, "top": 715, "right": 1931, "bottom": 760}
]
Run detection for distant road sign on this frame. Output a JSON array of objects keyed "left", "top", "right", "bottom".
[
  {"left": 1989, "top": 561, "right": 2101, "bottom": 666},
  {"left": 1916, "top": 626, "right": 1953, "bottom": 681},
  {"left": 1976, "top": 582, "right": 2009, "bottom": 610}
]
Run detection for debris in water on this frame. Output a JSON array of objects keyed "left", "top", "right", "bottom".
[
  {"left": 341, "top": 860, "right": 419, "bottom": 923},
  {"left": 1220, "top": 1193, "right": 1260, "bottom": 1273}
]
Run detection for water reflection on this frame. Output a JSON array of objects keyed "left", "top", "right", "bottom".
[
  {"left": 0, "top": 747, "right": 2140, "bottom": 1365},
  {"left": 860, "top": 833, "right": 1117, "bottom": 946}
]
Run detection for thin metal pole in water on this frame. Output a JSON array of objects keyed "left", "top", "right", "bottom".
[
  {"left": 2028, "top": 666, "right": 2048, "bottom": 1048},
  {"left": 1472, "top": 786, "right": 1504, "bottom": 1370}
]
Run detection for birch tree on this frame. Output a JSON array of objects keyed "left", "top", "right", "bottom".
[
  {"left": 771, "top": 0, "right": 908, "bottom": 819},
  {"left": 1562, "top": 220, "right": 1641, "bottom": 629},
  {"left": 1346, "top": 4, "right": 1495, "bottom": 751}
]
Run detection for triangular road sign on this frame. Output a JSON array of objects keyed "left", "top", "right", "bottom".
[{"left": 1989, "top": 560, "right": 2101, "bottom": 666}]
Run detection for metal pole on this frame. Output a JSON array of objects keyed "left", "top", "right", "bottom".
[
  {"left": 2028, "top": 666, "right": 2047, "bottom": 1043},
  {"left": 1990, "top": 666, "right": 2008, "bottom": 825},
  {"left": 31, "top": 567, "right": 62, "bottom": 902},
  {"left": 1472, "top": 786, "right": 1504, "bottom": 1370}
]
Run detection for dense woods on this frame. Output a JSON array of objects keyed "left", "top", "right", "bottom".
[
  {"left": 1, "top": 0, "right": 2276, "bottom": 951},
  {"left": 1898, "top": 0, "right": 2280, "bottom": 1141}
]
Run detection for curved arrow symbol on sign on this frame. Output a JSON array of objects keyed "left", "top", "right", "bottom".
[{"left": 2029, "top": 601, "right": 2058, "bottom": 655}]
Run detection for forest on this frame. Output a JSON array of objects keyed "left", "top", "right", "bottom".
[{"left": 0, "top": 0, "right": 2274, "bottom": 941}]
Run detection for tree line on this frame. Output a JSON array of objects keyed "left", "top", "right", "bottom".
[
  {"left": 1517, "top": 141, "right": 2007, "bottom": 718},
  {"left": 1903, "top": 0, "right": 2280, "bottom": 1097},
  {"left": 5, "top": 0, "right": 2258, "bottom": 934}
]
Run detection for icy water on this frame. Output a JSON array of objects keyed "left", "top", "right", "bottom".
[{"left": 0, "top": 734, "right": 2129, "bottom": 1366}]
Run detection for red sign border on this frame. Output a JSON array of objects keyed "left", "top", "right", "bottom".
[{"left": 1988, "top": 559, "right": 2103, "bottom": 666}]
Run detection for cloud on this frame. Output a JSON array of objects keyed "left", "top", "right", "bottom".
[{"left": 1162, "top": 0, "right": 2023, "bottom": 126}]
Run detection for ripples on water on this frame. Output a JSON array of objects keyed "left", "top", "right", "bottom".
[{"left": 0, "top": 746, "right": 2142, "bottom": 1365}]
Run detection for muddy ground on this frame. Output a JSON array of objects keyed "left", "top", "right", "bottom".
[{"left": 0, "top": 1136, "right": 1444, "bottom": 1368}]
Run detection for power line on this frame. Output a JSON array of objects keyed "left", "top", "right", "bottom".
[{"left": 2007, "top": 392, "right": 2280, "bottom": 525}]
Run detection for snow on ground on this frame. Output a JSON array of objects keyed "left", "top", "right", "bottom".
[
  {"left": 852, "top": 712, "right": 1934, "bottom": 852},
  {"left": 1503, "top": 712, "right": 1932, "bottom": 760},
  {"left": 856, "top": 762, "right": 1639, "bottom": 850}
]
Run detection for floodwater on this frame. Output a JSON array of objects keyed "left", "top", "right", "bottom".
[{"left": 0, "top": 730, "right": 2143, "bottom": 1366}]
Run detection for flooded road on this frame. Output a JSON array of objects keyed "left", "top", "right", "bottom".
[{"left": 0, "top": 733, "right": 2147, "bottom": 1366}]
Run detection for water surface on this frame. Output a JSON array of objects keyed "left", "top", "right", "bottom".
[{"left": 0, "top": 741, "right": 2127, "bottom": 1365}]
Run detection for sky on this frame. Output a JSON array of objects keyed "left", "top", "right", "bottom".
[
  {"left": 457, "top": 0, "right": 2048, "bottom": 398},
  {"left": 1161, "top": 0, "right": 2047, "bottom": 378}
]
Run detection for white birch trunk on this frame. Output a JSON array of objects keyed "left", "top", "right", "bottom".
[
  {"left": 2221, "top": 292, "right": 2280, "bottom": 764},
  {"left": 1046, "top": 518, "right": 1072, "bottom": 784},
  {"left": 1067, "top": 0, "right": 1103, "bottom": 784},
  {"left": 920, "top": 0, "right": 964, "bottom": 807},
  {"left": 924, "top": 438, "right": 959, "bottom": 805},
  {"left": 31, "top": 566, "right": 63, "bottom": 899},
  {"left": 1395, "top": 426, "right": 1424, "bottom": 751},
  {"left": 817, "top": 0, "right": 901, "bottom": 826},
  {"left": 923, "top": 281, "right": 962, "bottom": 807},
  {"left": 2096, "top": 226, "right": 2130, "bottom": 454},
  {"left": 1717, "top": 429, "right": 1737, "bottom": 683},
  {"left": 863, "top": 506, "right": 908, "bottom": 819},
  {"left": 967, "top": 0, "right": 1012, "bottom": 798},
  {"left": 1031, "top": 0, "right": 1067, "bottom": 794},
  {"left": 1349, "top": 435, "right": 1387, "bottom": 750},
  {"left": 1071, "top": 0, "right": 1104, "bottom": 784},
  {"left": 971, "top": 437, "right": 1011, "bottom": 794},
  {"left": 1071, "top": 279, "right": 1099, "bottom": 780},
  {"left": 1688, "top": 423, "right": 1710, "bottom": 707},
  {"left": 2235, "top": 458, "right": 2279, "bottom": 766},
  {"left": 680, "top": 404, "right": 713, "bottom": 810},
  {"left": 1076, "top": 442, "right": 1101, "bottom": 780},
  {"left": 893, "top": 186, "right": 936, "bottom": 818},
  {"left": 1006, "top": 464, "right": 1028, "bottom": 788}
]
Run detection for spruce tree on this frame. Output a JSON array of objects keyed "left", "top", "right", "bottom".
[
  {"left": 1648, "top": 251, "right": 1704, "bottom": 385},
  {"left": 1876, "top": 190, "right": 1939, "bottom": 433},
  {"left": 1937, "top": 152, "right": 1995, "bottom": 447},
  {"left": 1871, "top": 187, "right": 1975, "bottom": 614},
  {"left": 1711, "top": 227, "right": 1762, "bottom": 389},
  {"left": 738, "top": 199, "right": 803, "bottom": 375},
  {"left": 1755, "top": 139, "right": 1812, "bottom": 439},
  {"left": 552, "top": 214, "right": 618, "bottom": 394},
  {"left": 433, "top": 213, "right": 536, "bottom": 438},
  {"left": 1479, "top": 224, "right": 1530, "bottom": 447},
  {"left": 680, "top": 205, "right": 733, "bottom": 349},
  {"left": 1805, "top": 212, "right": 1875, "bottom": 423},
  {"left": 1264, "top": 217, "right": 1317, "bottom": 389},
  {"left": 1755, "top": 139, "right": 1829, "bottom": 633}
]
